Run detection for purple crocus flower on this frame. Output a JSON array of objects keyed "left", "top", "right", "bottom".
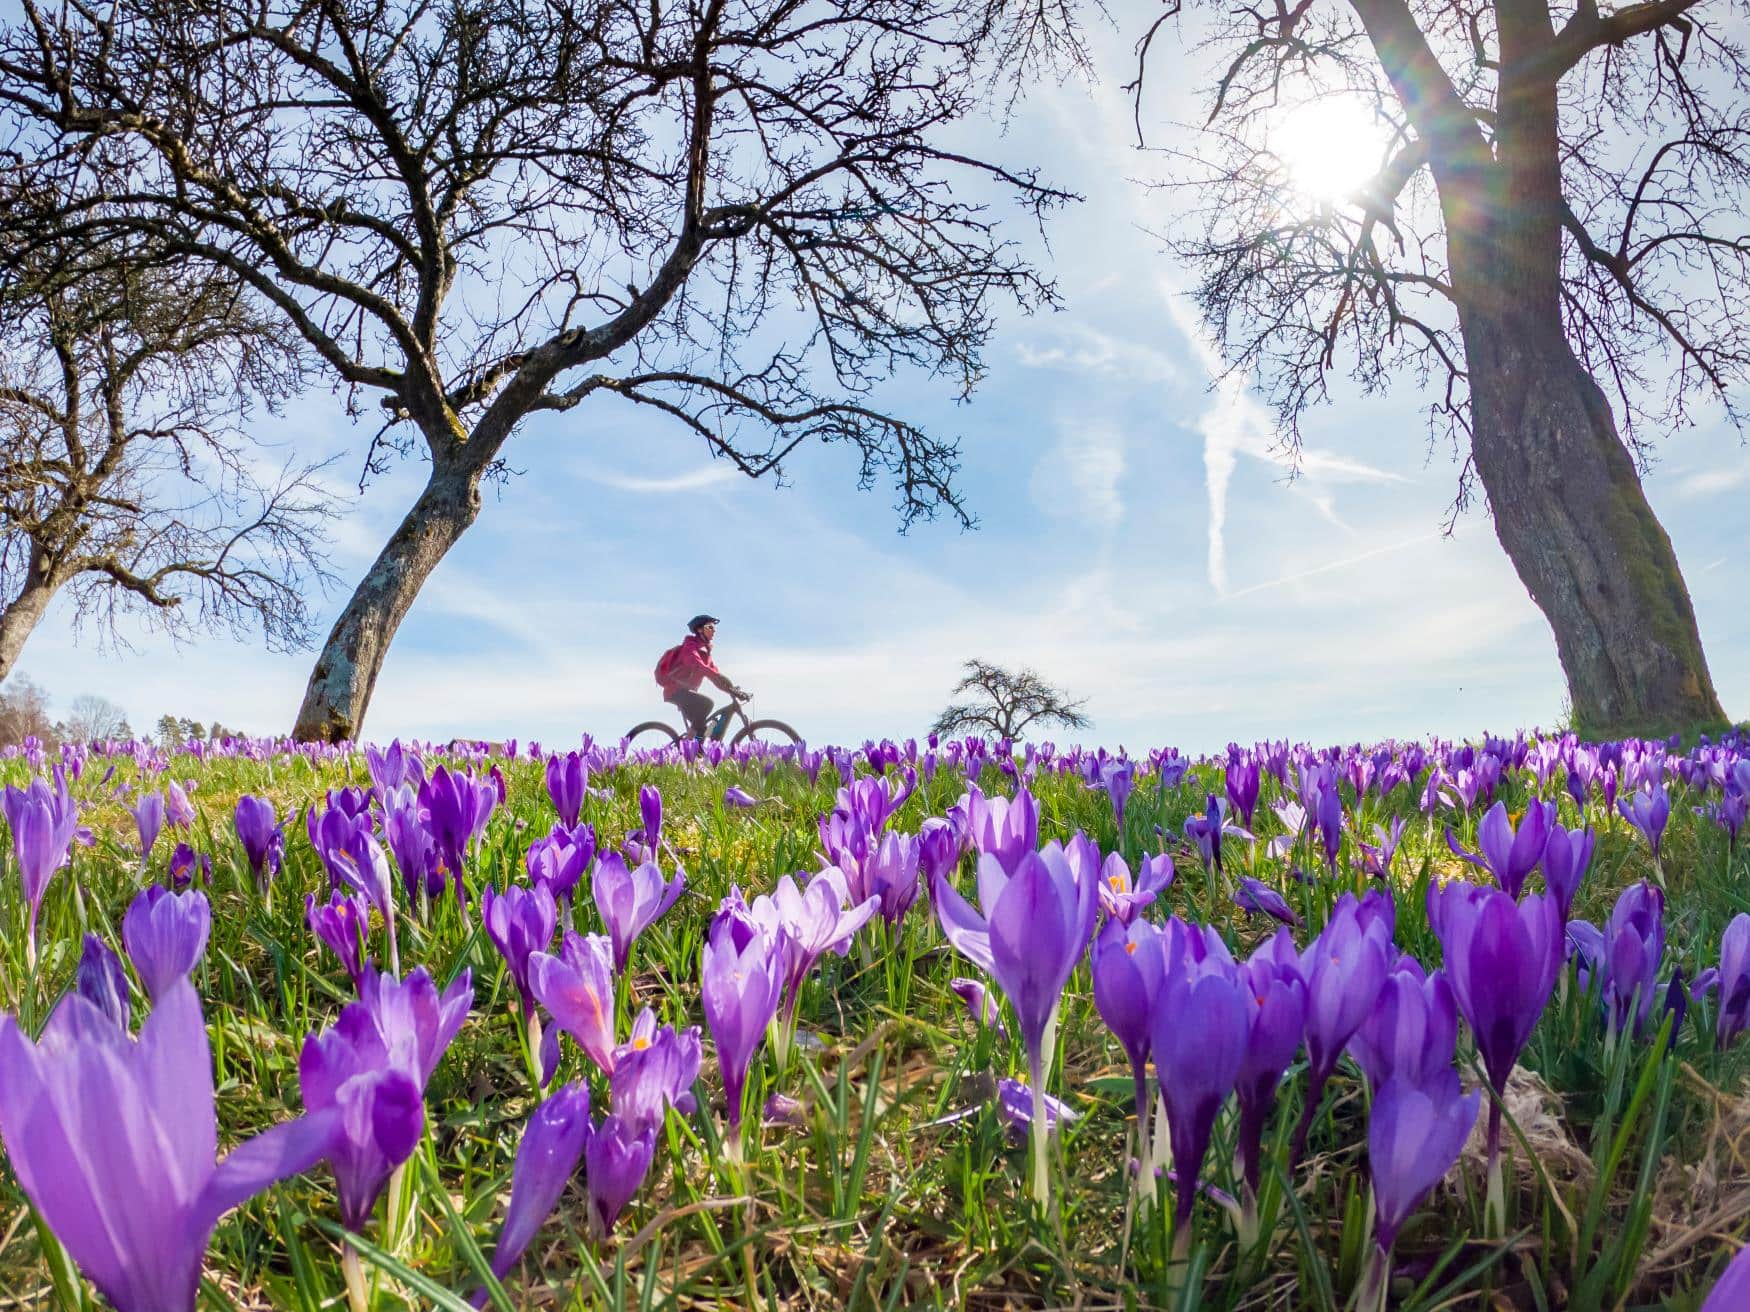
[
  {"left": 299, "top": 1035, "right": 424, "bottom": 1233},
  {"left": 699, "top": 916, "right": 784, "bottom": 1143},
  {"left": 129, "top": 790, "right": 166, "bottom": 867},
  {"left": 862, "top": 831, "right": 922, "bottom": 924},
  {"left": 958, "top": 784, "right": 1040, "bottom": 875},
  {"left": 585, "top": 1113, "right": 656, "bottom": 1237},
  {"left": 365, "top": 740, "right": 422, "bottom": 796},
  {"left": 1358, "top": 817, "right": 1406, "bottom": 880},
  {"left": 164, "top": 780, "right": 196, "bottom": 829},
  {"left": 1182, "top": 793, "right": 1228, "bottom": 872},
  {"left": 1445, "top": 799, "right": 1554, "bottom": 898},
  {"left": 966, "top": 843, "right": 1098, "bottom": 1202},
  {"left": 1151, "top": 949, "right": 1250, "bottom": 1248},
  {"left": 1225, "top": 756, "right": 1261, "bottom": 829},
  {"left": 1692, "top": 912, "right": 1750, "bottom": 1050},
  {"left": 306, "top": 890, "right": 371, "bottom": 987},
  {"left": 639, "top": 785, "right": 663, "bottom": 855},
  {"left": 482, "top": 882, "right": 559, "bottom": 1014},
  {"left": 1293, "top": 894, "right": 1392, "bottom": 1160},
  {"left": 1618, "top": 784, "right": 1671, "bottom": 871},
  {"left": 420, "top": 765, "right": 498, "bottom": 919},
  {"left": 593, "top": 852, "right": 685, "bottom": 973},
  {"left": 168, "top": 842, "right": 209, "bottom": 890},
  {"left": 545, "top": 752, "right": 588, "bottom": 828},
  {"left": 609, "top": 1008, "right": 702, "bottom": 1132},
  {"left": 1091, "top": 917, "right": 1166, "bottom": 1125},
  {"left": 122, "top": 886, "right": 211, "bottom": 999},
  {"left": 357, "top": 964, "right": 474, "bottom": 1087},
  {"left": 1313, "top": 775, "right": 1344, "bottom": 872},
  {"left": 1367, "top": 1070, "right": 1481, "bottom": 1261},
  {"left": 991, "top": 1077, "right": 1079, "bottom": 1142},
  {"left": 76, "top": 933, "right": 130, "bottom": 1030},
  {"left": 938, "top": 843, "right": 1085, "bottom": 1203},
  {"left": 3, "top": 772, "right": 83, "bottom": 963},
  {"left": 1100, "top": 759, "right": 1136, "bottom": 830},
  {"left": 745, "top": 868, "right": 878, "bottom": 1061},
  {"left": 724, "top": 785, "right": 759, "bottom": 808},
  {"left": 526, "top": 822, "right": 596, "bottom": 907},
  {"left": 529, "top": 931, "right": 619, "bottom": 1075},
  {"left": 1346, "top": 957, "right": 1458, "bottom": 1093},
  {"left": 949, "top": 977, "right": 1006, "bottom": 1036},
  {"left": 0, "top": 980, "right": 337, "bottom": 1312},
  {"left": 381, "top": 785, "right": 441, "bottom": 902},
  {"left": 1703, "top": 1241, "right": 1750, "bottom": 1310},
  {"left": 1542, "top": 823, "right": 1596, "bottom": 921},
  {"left": 1234, "top": 877, "right": 1301, "bottom": 927},
  {"left": 1429, "top": 881, "right": 1562, "bottom": 1224},
  {"left": 1602, "top": 881, "right": 1665, "bottom": 1033},
  {"left": 1702, "top": 791, "right": 1749, "bottom": 848},
  {"left": 481, "top": 1082, "right": 591, "bottom": 1294},
  {"left": 301, "top": 966, "right": 472, "bottom": 1230},
  {"left": 918, "top": 818, "right": 961, "bottom": 886},
  {"left": 1430, "top": 882, "right": 1563, "bottom": 1092},
  {"left": 233, "top": 795, "right": 285, "bottom": 892},
  {"left": 1235, "top": 931, "right": 1306, "bottom": 1205},
  {"left": 1097, "top": 851, "right": 1174, "bottom": 925}
]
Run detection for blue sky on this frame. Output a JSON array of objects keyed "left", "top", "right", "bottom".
[{"left": 13, "top": 15, "right": 1748, "bottom": 752}]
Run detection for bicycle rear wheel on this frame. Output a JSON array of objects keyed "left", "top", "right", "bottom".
[
  {"left": 623, "top": 721, "right": 682, "bottom": 748},
  {"left": 731, "top": 718, "right": 801, "bottom": 748}
]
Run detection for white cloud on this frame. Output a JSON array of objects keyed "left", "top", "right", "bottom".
[
  {"left": 577, "top": 463, "right": 741, "bottom": 494},
  {"left": 1031, "top": 419, "right": 1126, "bottom": 531},
  {"left": 1671, "top": 464, "right": 1750, "bottom": 499}
]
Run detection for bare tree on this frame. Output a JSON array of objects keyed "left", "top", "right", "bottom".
[
  {"left": 932, "top": 659, "right": 1091, "bottom": 740},
  {"left": 60, "top": 692, "right": 130, "bottom": 741},
  {"left": 0, "top": 215, "right": 337, "bottom": 680},
  {"left": 1129, "top": 0, "right": 1741, "bottom": 733},
  {"left": 0, "top": 673, "right": 53, "bottom": 744},
  {"left": 0, "top": 0, "right": 1072, "bottom": 741}
]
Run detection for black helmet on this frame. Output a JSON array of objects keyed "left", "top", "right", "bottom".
[{"left": 688, "top": 614, "right": 720, "bottom": 633}]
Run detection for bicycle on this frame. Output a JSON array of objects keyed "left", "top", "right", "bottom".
[{"left": 623, "top": 692, "right": 801, "bottom": 749}]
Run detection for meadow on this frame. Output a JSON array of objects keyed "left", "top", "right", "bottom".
[{"left": 0, "top": 727, "right": 1746, "bottom": 1311}]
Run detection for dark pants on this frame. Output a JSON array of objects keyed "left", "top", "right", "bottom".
[{"left": 665, "top": 688, "right": 714, "bottom": 739}]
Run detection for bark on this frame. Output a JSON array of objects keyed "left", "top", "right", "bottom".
[
  {"left": 0, "top": 562, "right": 62, "bottom": 682},
  {"left": 292, "top": 455, "right": 483, "bottom": 742},
  {"left": 1462, "top": 310, "right": 1725, "bottom": 736}
]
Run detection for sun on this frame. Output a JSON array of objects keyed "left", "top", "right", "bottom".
[{"left": 1270, "top": 96, "right": 1396, "bottom": 209}]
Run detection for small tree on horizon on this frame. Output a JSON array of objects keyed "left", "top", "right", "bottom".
[
  {"left": 931, "top": 660, "right": 1091, "bottom": 742},
  {"left": 60, "top": 693, "right": 130, "bottom": 742}
]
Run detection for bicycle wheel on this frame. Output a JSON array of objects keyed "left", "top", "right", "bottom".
[
  {"left": 623, "top": 721, "right": 682, "bottom": 748},
  {"left": 731, "top": 718, "right": 802, "bottom": 748}
]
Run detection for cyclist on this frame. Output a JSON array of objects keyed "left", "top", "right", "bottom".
[{"left": 655, "top": 614, "right": 749, "bottom": 740}]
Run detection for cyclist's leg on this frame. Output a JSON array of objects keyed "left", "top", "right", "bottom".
[{"left": 666, "top": 689, "right": 714, "bottom": 740}]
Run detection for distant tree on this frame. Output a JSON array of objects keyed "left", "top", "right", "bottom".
[
  {"left": 153, "top": 713, "right": 182, "bottom": 750},
  {"left": 0, "top": 672, "right": 53, "bottom": 744},
  {"left": 932, "top": 660, "right": 1091, "bottom": 741},
  {"left": 1127, "top": 0, "right": 1741, "bottom": 733},
  {"left": 0, "top": 0, "right": 1073, "bottom": 742},
  {"left": 0, "top": 202, "right": 337, "bottom": 681},
  {"left": 61, "top": 693, "right": 130, "bottom": 742}
]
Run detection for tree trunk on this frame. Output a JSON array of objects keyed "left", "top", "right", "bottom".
[
  {"left": 0, "top": 567, "right": 62, "bottom": 683},
  {"left": 1461, "top": 313, "right": 1725, "bottom": 737},
  {"left": 293, "top": 457, "right": 484, "bottom": 742}
]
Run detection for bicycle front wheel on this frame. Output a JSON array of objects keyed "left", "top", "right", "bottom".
[
  {"left": 623, "top": 721, "right": 682, "bottom": 749},
  {"left": 731, "top": 718, "right": 801, "bottom": 749}
]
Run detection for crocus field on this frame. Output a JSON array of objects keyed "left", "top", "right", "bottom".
[{"left": 1, "top": 729, "right": 1749, "bottom": 1312}]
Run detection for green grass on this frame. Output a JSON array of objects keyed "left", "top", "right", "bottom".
[{"left": 0, "top": 741, "right": 1745, "bottom": 1310}]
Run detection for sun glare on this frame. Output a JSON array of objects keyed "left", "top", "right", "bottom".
[{"left": 1270, "top": 96, "right": 1395, "bottom": 209}]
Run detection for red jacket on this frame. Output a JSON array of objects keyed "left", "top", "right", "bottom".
[{"left": 659, "top": 634, "right": 721, "bottom": 694}]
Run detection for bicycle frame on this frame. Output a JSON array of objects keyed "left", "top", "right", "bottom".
[{"left": 703, "top": 700, "right": 748, "bottom": 742}]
